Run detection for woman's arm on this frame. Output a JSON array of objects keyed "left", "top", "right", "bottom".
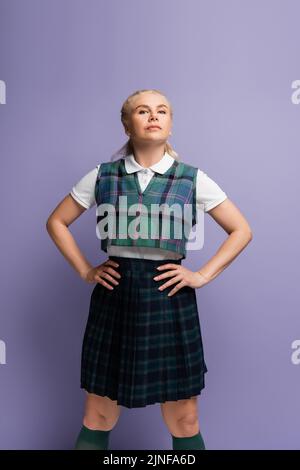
[
  {"left": 197, "top": 198, "right": 253, "bottom": 282},
  {"left": 46, "top": 195, "right": 93, "bottom": 280}
]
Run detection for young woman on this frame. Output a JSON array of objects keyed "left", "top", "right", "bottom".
[{"left": 46, "top": 89, "right": 253, "bottom": 450}]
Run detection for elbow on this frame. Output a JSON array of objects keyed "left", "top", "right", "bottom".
[
  {"left": 246, "top": 228, "right": 253, "bottom": 243},
  {"left": 230, "top": 227, "right": 253, "bottom": 242},
  {"left": 232, "top": 227, "right": 253, "bottom": 244},
  {"left": 46, "top": 216, "right": 55, "bottom": 232},
  {"left": 46, "top": 219, "right": 52, "bottom": 233},
  {"left": 46, "top": 216, "right": 67, "bottom": 232}
]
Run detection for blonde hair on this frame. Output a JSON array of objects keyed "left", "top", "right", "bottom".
[{"left": 110, "top": 89, "right": 180, "bottom": 161}]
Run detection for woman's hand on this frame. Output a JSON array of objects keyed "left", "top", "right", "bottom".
[
  {"left": 153, "top": 263, "right": 209, "bottom": 297},
  {"left": 82, "top": 259, "right": 121, "bottom": 290}
]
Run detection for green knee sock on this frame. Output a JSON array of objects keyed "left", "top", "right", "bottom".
[
  {"left": 171, "top": 431, "right": 206, "bottom": 450},
  {"left": 74, "top": 424, "right": 111, "bottom": 450}
]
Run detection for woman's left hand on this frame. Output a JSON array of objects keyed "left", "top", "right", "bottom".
[{"left": 153, "top": 263, "right": 210, "bottom": 297}]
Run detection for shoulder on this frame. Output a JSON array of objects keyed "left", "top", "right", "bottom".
[
  {"left": 176, "top": 160, "right": 198, "bottom": 178},
  {"left": 97, "top": 157, "right": 124, "bottom": 175},
  {"left": 69, "top": 164, "right": 100, "bottom": 209},
  {"left": 195, "top": 168, "right": 228, "bottom": 212},
  {"left": 178, "top": 162, "right": 207, "bottom": 178},
  {"left": 100, "top": 157, "right": 123, "bottom": 167},
  {"left": 180, "top": 160, "right": 197, "bottom": 170}
]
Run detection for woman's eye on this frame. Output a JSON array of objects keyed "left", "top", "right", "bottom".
[{"left": 138, "top": 110, "right": 167, "bottom": 114}]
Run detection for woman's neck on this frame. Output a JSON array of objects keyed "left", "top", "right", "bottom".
[{"left": 132, "top": 142, "right": 166, "bottom": 168}]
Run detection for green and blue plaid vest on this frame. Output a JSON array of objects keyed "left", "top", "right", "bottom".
[{"left": 95, "top": 157, "right": 198, "bottom": 259}]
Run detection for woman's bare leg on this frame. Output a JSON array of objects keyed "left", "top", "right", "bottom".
[
  {"left": 160, "top": 396, "right": 199, "bottom": 437},
  {"left": 83, "top": 392, "right": 122, "bottom": 431}
]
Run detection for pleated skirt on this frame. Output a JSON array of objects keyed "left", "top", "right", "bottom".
[{"left": 80, "top": 255, "right": 208, "bottom": 408}]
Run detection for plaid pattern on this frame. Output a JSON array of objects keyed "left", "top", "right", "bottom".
[
  {"left": 95, "top": 157, "right": 198, "bottom": 259},
  {"left": 80, "top": 255, "right": 208, "bottom": 408}
]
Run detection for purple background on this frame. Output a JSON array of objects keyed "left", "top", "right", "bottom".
[{"left": 1, "top": 0, "right": 299, "bottom": 450}]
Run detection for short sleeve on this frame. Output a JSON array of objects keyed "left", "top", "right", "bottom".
[
  {"left": 196, "top": 169, "right": 228, "bottom": 212},
  {"left": 69, "top": 165, "right": 100, "bottom": 209}
]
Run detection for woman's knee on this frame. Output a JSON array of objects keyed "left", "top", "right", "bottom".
[
  {"left": 176, "top": 411, "right": 199, "bottom": 433},
  {"left": 83, "top": 392, "right": 122, "bottom": 431},
  {"left": 160, "top": 397, "right": 200, "bottom": 437}
]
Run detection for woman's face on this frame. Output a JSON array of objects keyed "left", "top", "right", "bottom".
[{"left": 126, "top": 93, "right": 172, "bottom": 146}]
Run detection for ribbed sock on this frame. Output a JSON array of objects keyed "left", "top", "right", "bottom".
[
  {"left": 74, "top": 424, "right": 111, "bottom": 450},
  {"left": 171, "top": 431, "right": 206, "bottom": 450}
]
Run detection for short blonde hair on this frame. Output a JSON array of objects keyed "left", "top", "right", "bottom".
[{"left": 111, "top": 89, "right": 179, "bottom": 161}]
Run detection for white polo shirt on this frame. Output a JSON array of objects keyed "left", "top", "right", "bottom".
[{"left": 70, "top": 152, "right": 228, "bottom": 260}]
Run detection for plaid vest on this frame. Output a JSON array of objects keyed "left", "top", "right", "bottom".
[{"left": 95, "top": 157, "right": 198, "bottom": 259}]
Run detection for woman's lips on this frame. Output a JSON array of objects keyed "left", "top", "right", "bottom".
[{"left": 146, "top": 126, "right": 161, "bottom": 130}]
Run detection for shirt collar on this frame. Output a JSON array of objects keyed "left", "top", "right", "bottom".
[{"left": 124, "top": 151, "right": 175, "bottom": 174}]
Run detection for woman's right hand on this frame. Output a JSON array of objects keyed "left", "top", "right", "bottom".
[{"left": 82, "top": 259, "right": 121, "bottom": 290}]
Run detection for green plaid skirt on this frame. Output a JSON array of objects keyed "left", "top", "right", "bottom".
[{"left": 80, "top": 255, "right": 208, "bottom": 408}]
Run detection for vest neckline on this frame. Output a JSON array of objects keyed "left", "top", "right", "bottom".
[{"left": 121, "top": 158, "right": 178, "bottom": 196}]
